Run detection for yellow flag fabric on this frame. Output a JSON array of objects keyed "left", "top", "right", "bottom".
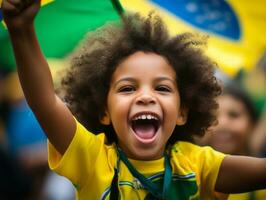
[{"left": 120, "top": 0, "right": 266, "bottom": 76}]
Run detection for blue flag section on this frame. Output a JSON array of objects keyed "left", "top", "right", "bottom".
[
  {"left": 120, "top": 0, "right": 266, "bottom": 76},
  {"left": 151, "top": 0, "right": 241, "bottom": 40}
]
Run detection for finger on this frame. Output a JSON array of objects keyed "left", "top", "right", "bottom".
[
  {"left": 22, "top": 0, "right": 40, "bottom": 11},
  {"left": 24, "top": 0, "right": 32, "bottom": 6},
  {"left": 24, "top": 0, "right": 38, "bottom": 7},
  {"left": 20, "top": 0, "right": 35, "bottom": 10},
  {"left": 23, "top": 0, "right": 40, "bottom": 14},
  {"left": 2, "top": 0, "right": 21, "bottom": 15},
  {"left": 8, "top": 0, "right": 23, "bottom": 10}
]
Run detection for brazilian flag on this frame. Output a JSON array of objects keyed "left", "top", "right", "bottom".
[
  {"left": 120, "top": 0, "right": 266, "bottom": 76},
  {"left": 2, "top": 0, "right": 266, "bottom": 76},
  {"left": 0, "top": 0, "right": 122, "bottom": 72}
]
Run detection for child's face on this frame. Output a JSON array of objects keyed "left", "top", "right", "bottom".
[
  {"left": 205, "top": 95, "right": 254, "bottom": 155},
  {"left": 105, "top": 51, "right": 187, "bottom": 160}
]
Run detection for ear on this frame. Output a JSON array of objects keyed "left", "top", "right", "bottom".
[
  {"left": 176, "top": 106, "right": 189, "bottom": 125},
  {"left": 100, "top": 111, "right": 111, "bottom": 125}
]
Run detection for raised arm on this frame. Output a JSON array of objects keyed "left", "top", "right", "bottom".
[
  {"left": 2, "top": 0, "right": 75, "bottom": 154},
  {"left": 215, "top": 155, "right": 266, "bottom": 193}
]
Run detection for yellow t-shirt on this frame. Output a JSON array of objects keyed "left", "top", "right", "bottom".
[{"left": 48, "top": 120, "right": 226, "bottom": 200}]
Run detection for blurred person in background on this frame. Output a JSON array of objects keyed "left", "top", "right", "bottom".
[
  {"left": 4, "top": 72, "right": 48, "bottom": 199},
  {"left": 249, "top": 104, "right": 266, "bottom": 157},
  {"left": 245, "top": 58, "right": 266, "bottom": 158},
  {"left": 195, "top": 80, "right": 266, "bottom": 200},
  {"left": 1, "top": 71, "right": 75, "bottom": 199},
  {"left": 0, "top": 70, "right": 32, "bottom": 200},
  {"left": 0, "top": 69, "right": 12, "bottom": 147},
  {"left": 0, "top": 145, "right": 32, "bottom": 200}
]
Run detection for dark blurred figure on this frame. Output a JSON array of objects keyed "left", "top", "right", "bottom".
[
  {"left": 0, "top": 71, "right": 75, "bottom": 200},
  {"left": 0, "top": 70, "right": 32, "bottom": 200},
  {"left": 0, "top": 146, "right": 32, "bottom": 200},
  {"left": 0, "top": 71, "right": 33, "bottom": 200}
]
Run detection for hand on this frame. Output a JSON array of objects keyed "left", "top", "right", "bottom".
[{"left": 2, "top": 0, "right": 40, "bottom": 30}]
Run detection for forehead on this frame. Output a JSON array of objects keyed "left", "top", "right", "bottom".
[
  {"left": 218, "top": 95, "right": 247, "bottom": 113},
  {"left": 111, "top": 51, "right": 176, "bottom": 81}
]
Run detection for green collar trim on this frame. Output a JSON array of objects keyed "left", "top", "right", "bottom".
[{"left": 117, "top": 148, "right": 172, "bottom": 199}]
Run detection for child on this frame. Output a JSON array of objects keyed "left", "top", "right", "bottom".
[
  {"left": 195, "top": 82, "right": 266, "bottom": 199},
  {"left": 196, "top": 82, "right": 258, "bottom": 155},
  {"left": 2, "top": 0, "right": 266, "bottom": 199}
]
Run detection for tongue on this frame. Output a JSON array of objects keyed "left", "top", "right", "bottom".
[{"left": 133, "top": 124, "right": 156, "bottom": 139}]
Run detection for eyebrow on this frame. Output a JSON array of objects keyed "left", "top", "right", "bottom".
[
  {"left": 155, "top": 77, "right": 176, "bottom": 84},
  {"left": 113, "top": 77, "right": 136, "bottom": 88},
  {"left": 113, "top": 76, "right": 176, "bottom": 87}
]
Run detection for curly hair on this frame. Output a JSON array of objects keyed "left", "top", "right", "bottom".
[{"left": 60, "top": 12, "right": 222, "bottom": 144}]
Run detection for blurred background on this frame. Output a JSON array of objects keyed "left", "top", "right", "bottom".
[{"left": 0, "top": 0, "right": 266, "bottom": 199}]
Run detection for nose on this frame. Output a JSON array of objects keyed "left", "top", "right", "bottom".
[
  {"left": 217, "top": 114, "right": 230, "bottom": 128},
  {"left": 135, "top": 90, "right": 156, "bottom": 105}
]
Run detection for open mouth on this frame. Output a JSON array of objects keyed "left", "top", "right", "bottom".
[{"left": 131, "top": 113, "right": 160, "bottom": 140}]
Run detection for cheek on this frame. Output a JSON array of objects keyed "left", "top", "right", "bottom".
[
  {"left": 108, "top": 96, "right": 130, "bottom": 121},
  {"left": 169, "top": 98, "right": 181, "bottom": 115},
  {"left": 164, "top": 100, "right": 180, "bottom": 124},
  {"left": 232, "top": 118, "right": 253, "bottom": 137}
]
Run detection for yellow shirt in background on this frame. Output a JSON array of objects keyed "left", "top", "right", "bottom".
[{"left": 229, "top": 190, "right": 266, "bottom": 200}]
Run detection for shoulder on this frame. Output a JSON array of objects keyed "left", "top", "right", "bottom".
[
  {"left": 171, "top": 141, "right": 226, "bottom": 164},
  {"left": 75, "top": 119, "right": 108, "bottom": 144},
  {"left": 173, "top": 141, "right": 212, "bottom": 154}
]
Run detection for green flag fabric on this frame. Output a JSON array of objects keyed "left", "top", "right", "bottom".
[{"left": 0, "top": 0, "right": 122, "bottom": 72}]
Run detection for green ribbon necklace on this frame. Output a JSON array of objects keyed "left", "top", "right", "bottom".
[{"left": 110, "top": 148, "right": 172, "bottom": 199}]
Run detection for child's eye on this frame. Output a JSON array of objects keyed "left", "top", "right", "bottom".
[
  {"left": 156, "top": 85, "right": 172, "bottom": 92},
  {"left": 118, "top": 86, "right": 135, "bottom": 93},
  {"left": 228, "top": 110, "right": 241, "bottom": 119}
]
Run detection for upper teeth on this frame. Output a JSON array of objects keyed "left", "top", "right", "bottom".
[{"left": 133, "top": 114, "right": 158, "bottom": 120}]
